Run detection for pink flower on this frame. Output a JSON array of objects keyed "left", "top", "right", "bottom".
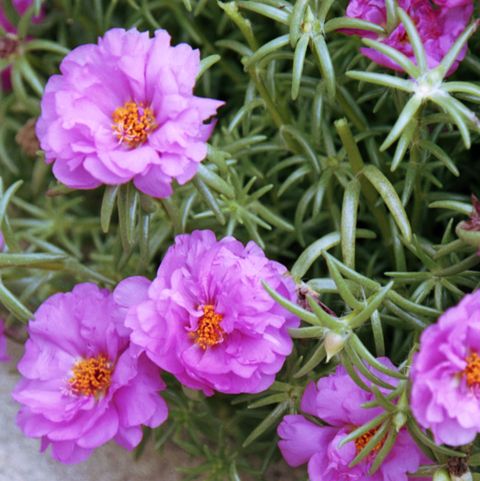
[
  {"left": 0, "top": 319, "right": 9, "bottom": 362},
  {"left": 344, "top": 0, "right": 413, "bottom": 38},
  {"left": 1, "top": 0, "right": 44, "bottom": 89},
  {"left": 343, "top": 0, "right": 391, "bottom": 38},
  {"left": 411, "top": 291, "right": 480, "bottom": 446},
  {"left": 344, "top": 0, "right": 474, "bottom": 75},
  {"left": 13, "top": 283, "right": 168, "bottom": 463},
  {"left": 121, "top": 230, "right": 300, "bottom": 396},
  {"left": 36, "top": 28, "right": 223, "bottom": 198},
  {"left": 346, "top": 0, "right": 388, "bottom": 26},
  {"left": 278, "top": 361, "right": 429, "bottom": 481},
  {"left": 433, "top": 0, "right": 473, "bottom": 6}
]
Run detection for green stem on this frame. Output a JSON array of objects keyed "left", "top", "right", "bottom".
[
  {"left": 248, "top": 67, "right": 288, "bottom": 129},
  {"left": 335, "top": 119, "right": 393, "bottom": 250},
  {"left": 410, "top": 112, "right": 424, "bottom": 231}
]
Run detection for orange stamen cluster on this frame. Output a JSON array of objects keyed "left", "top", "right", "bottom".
[
  {"left": 69, "top": 355, "right": 113, "bottom": 397},
  {"left": 463, "top": 352, "right": 480, "bottom": 387},
  {"left": 112, "top": 101, "right": 157, "bottom": 148},
  {"left": 354, "top": 427, "right": 385, "bottom": 455},
  {"left": 192, "top": 305, "right": 224, "bottom": 350}
]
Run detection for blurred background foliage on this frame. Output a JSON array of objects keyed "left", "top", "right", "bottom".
[{"left": 1, "top": 0, "right": 480, "bottom": 479}]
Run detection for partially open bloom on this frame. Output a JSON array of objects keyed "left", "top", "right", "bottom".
[
  {"left": 456, "top": 195, "right": 480, "bottom": 252},
  {"left": 278, "top": 360, "right": 428, "bottom": 481},
  {"left": 122, "top": 229, "right": 299, "bottom": 395},
  {"left": 411, "top": 291, "right": 480, "bottom": 446},
  {"left": 13, "top": 283, "right": 168, "bottom": 463},
  {"left": 461, "top": 195, "right": 480, "bottom": 232},
  {"left": 0, "top": 319, "right": 9, "bottom": 362},
  {"left": 36, "top": 28, "right": 223, "bottom": 198},
  {"left": 344, "top": 0, "right": 474, "bottom": 75}
]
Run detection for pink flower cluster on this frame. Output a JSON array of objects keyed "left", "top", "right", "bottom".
[
  {"left": 13, "top": 231, "right": 299, "bottom": 462},
  {"left": 10, "top": 8, "right": 479, "bottom": 476},
  {"left": 344, "top": 0, "right": 474, "bottom": 74},
  {"left": 36, "top": 28, "right": 223, "bottom": 198}
]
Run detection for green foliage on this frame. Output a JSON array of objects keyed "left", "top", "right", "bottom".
[{"left": 1, "top": 0, "right": 480, "bottom": 479}]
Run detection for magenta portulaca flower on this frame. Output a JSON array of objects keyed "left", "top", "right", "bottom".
[
  {"left": 278, "top": 360, "right": 429, "bottom": 481},
  {"left": 411, "top": 291, "right": 480, "bottom": 446},
  {"left": 36, "top": 28, "right": 223, "bottom": 198},
  {"left": 343, "top": 0, "right": 388, "bottom": 38},
  {"left": 1, "top": 0, "right": 44, "bottom": 89},
  {"left": 13, "top": 283, "right": 168, "bottom": 463},
  {"left": 120, "top": 229, "right": 300, "bottom": 396},
  {"left": 345, "top": 0, "right": 474, "bottom": 75},
  {"left": 0, "top": 319, "right": 9, "bottom": 362},
  {"left": 433, "top": 0, "right": 473, "bottom": 5}
]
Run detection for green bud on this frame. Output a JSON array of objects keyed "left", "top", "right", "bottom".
[
  {"left": 433, "top": 468, "right": 451, "bottom": 481},
  {"left": 392, "top": 411, "right": 407, "bottom": 431},
  {"left": 324, "top": 330, "right": 348, "bottom": 361}
]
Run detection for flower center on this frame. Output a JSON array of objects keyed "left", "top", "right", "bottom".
[
  {"left": 354, "top": 427, "right": 385, "bottom": 455},
  {"left": 68, "top": 355, "right": 113, "bottom": 397},
  {"left": 112, "top": 101, "right": 157, "bottom": 148},
  {"left": 191, "top": 305, "right": 224, "bottom": 350},
  {"left": 463, "top": 352, "right": 480, "bottom": 388}
]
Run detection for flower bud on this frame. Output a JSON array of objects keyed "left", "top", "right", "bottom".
[
  {"left": 393, "top": 411, "right": 407, "bottom": 431},
  {"left": 456, "top": 194, "right": 480, "bottom": 250},
  {"left": 433, "top": 468, "right": 451, "bottom": 481},
  {"left": 324, "top": 330, "right": 348, "bottom": 361},
  {"left": 456, "top": 221, "right": 480, "bottom": 250}
]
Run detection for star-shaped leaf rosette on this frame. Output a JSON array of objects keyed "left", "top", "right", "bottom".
[
  {"left": 262, "top": 238, "right": 470, "bottom": 478},
  {"left": 346, "top": 8, "right": 480, "bottom": 171}
]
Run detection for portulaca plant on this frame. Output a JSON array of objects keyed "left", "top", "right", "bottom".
[{"left": 0, "top": 0, "right": 480, "bottom": 480}]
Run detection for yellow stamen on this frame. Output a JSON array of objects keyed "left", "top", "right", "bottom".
[
  {"left": 354, "top": 427, "right": 385, "bottom": 455},
  {"left": 464, "top": 352, "right": 480, "bottom": 387},
  {"left": 112, "top": 101, "right": 157, "bottom": 148},
  {"left": 191, "top": 305, "right": 224, "bottom": 350},
  {"left": 69, "top": 355, "right": 112, "bottom": 397}
]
